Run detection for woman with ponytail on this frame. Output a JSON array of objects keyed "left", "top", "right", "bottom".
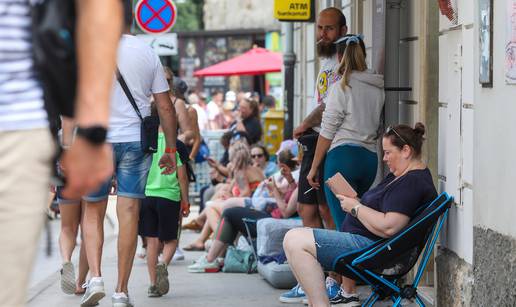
[{"left": 306, "top": 34, "right": 385, "bottom": 230}]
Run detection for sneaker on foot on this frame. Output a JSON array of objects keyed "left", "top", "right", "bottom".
[
  {"left": 112, "top": 292, "right": 134, "bottom": 307},
  {"left": 172, "top": 248, "right": 185, "bottom": 262},
  {"left": 279, "top": 283, "right": 306, "bottom": 303},
  {"left": 147, "top": 285, "right": 161, "bottom": 298},
  {"left": 136, "top": 245, "right": 146, "bottom": 259},
  {"left": 331, "top": 289, "right": 361, "bottom": 306},
  {"left": 60, "top": 261, "right": 76, "bottom": 295},
  {"left": 80, "top": 277, "right": 105, "bottom": 307},
  {"left": 187, "top": 255, "right": 220, "bottom": 273},
  {"left": 156, "top": 262, "right": 169, "bottom": 295},
  {"left": 326, "top": 277, "right": 342, "bottom": 303}
]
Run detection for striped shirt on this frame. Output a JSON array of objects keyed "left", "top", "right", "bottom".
[{"left": 0, "top": 0, "right": 47, "bottom": 131}]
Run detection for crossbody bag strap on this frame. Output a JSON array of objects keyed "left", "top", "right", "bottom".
[{"left": 116, "top": 67, "right": 143, "bottom": 121}]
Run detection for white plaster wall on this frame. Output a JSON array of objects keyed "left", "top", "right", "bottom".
[
  {"left": 473, "top": 0, "right": 516, "bottom": 237},
  {"left": 203, "top": 0, "right": 281, "bottom": 31},
  {"left": 436, "top": 0, "right": 476, "bottom": 263}
]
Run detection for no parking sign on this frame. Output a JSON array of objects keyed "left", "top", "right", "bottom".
[{"left": 135, "top": 0, "right": 177, "bottom": 34}]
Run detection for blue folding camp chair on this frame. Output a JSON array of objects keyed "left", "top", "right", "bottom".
[{"left": 333, "top": 192, "right": 453, "bottom": 307}]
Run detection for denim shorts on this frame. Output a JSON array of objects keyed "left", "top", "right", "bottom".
[
  {"left": 84, "top": 142, "right": 152, "bottom": 202},
  {"left": 55, "top": 162, "right": 80, "bottom": 204},
  {"left": 313, "top": 228, "right": 375, "bottom": 271},
  {"left": 56, "top": 186, "right": 80, "bottom": 205}
]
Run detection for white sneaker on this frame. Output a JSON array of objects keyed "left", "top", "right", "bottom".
[
  {"left": 60, "top": 261, "right": 75, "bottom": 295},
  {"left": 112, "top": 292, "right": 134, "bottom": 307},
  {"left": 80, "top": 277, "right": 105, "bottom": 307},
  {"left": 172, "top": 248, "right": 185, "bottom": 262},
  {"left": 187, "top": 255, "right": 220, "bottom": 273},
  {"left": 136, "top": 245, "right": 146, "bottom": 259}
]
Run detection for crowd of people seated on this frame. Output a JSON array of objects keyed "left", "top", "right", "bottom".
[
  {"left": 177, "top": 9, "right": 438, "bottom": 307},
  {"left": 107, "top": 18, "right": 438, "bottom": 307}
]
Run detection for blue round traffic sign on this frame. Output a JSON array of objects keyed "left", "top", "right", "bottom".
[{"left": 135, "top": 0, "right": 177, "bottom": 34}]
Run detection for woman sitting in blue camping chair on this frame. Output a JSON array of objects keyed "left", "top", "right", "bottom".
[{"left": 283, "top": 122, "right": 437, "bottom": 307}]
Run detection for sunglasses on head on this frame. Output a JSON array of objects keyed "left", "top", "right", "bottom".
[
  {"left": 386, "top": 126, "right": 409, "bottom": 145},
  {"left": 251, "top": 153, "right": 264, "bottom": 158}
]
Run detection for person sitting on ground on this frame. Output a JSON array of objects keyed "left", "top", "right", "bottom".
[
  {"left": 282, "top": 123, "right": 437, "bottom": 307},
  {"left": 183, "top": 131, "right": 233, "bottom": 232},
  {"left": 251, "top": 145, "right": 278, "bottom": 178},
  {"left": 188, "top": 149, "right": 299, "bottom": 273},
  {"left": 183, "top": 141, "right": 264, "bottom": 251}
]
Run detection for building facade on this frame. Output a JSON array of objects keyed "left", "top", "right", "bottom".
[{"left": 284, "top": 0, "right": 515, "bottom": 305}]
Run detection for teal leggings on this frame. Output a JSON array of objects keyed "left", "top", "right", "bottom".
[{"left": 323, "top": 144, "right": 378, "bottom": 230}]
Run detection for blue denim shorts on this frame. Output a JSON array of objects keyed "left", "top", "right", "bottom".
[
  {"left": 55, "top": 162, "right": 80, "bottom": 204},
  {"left": 313, "top": 228, "right": 375, "bottom": 271},
  {"left": 56, "top": 186, "right": 80, "bottom": 204},
  {"left": 84, "top": 142, "right": 152, "bottom": 202}
]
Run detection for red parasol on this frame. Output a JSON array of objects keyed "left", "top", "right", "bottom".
[{"left": 194, "top": 47, "right": 283, "bottom": 77}]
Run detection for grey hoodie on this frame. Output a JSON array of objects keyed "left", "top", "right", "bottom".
[{"left": 320, "top": 70, "right": 385, "bottom": 152}]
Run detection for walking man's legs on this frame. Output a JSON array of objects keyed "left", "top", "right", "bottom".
[
  {"left": 115, "top": 196, "right": 140, "bottom": 294},
  {"left": 82, "top": 199, "right": 108, "bottom": 278}
]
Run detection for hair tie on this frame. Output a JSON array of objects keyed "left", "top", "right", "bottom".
[{"left": 345, "top": 34, "right": 364, "bottom": 45}]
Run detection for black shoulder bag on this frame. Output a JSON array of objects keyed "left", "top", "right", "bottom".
[{"left": 116, "top": 69, "right": 159, "bottom": 154}]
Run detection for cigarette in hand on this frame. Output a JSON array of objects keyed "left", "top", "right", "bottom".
[{"left": 304, "top": 187, "right": 315, "bottom": 195}]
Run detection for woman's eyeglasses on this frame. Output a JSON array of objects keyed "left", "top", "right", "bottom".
[
  {"left": 251, "top": 154, "right": 264, "bottom": 159},
  {"left": 386, "top": 126, "right": 409, "bottom": 145}
]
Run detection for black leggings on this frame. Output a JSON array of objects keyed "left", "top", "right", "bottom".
[{"left": 214, "top": 207, "right": 270, "bottom": 244}]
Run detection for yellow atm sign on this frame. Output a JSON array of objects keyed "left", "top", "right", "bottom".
[{"left": 274, "top": 0, "right": 314, "bottom": 22}]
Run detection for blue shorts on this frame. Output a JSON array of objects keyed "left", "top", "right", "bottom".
[
  {"left": 55, "top": 162, "right": 80, "bottom": 205},
  {"left": 313, "top": 228, "right": 375, "bottom": 271},
  {"left": 84, "top": 142, "right": 152, "bottom": 202},
  {"left": 56, "top": 186, "right": 80, "bottom": 205}
]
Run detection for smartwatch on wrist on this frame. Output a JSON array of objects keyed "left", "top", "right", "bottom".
[{"left": 76, "top": 126, "right": 107, "bottom": 145}]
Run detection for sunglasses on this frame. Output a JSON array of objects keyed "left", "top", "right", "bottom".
[
  {"left": 386, "top": 126, "right": 409, "bottom": 145},
  {"left": 251, "top": 153, "right": 264, "bottom": 158}
]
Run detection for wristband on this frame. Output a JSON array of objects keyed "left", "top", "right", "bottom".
[{"left": 165, "top": 147, "right": 177, "bottom": 154}]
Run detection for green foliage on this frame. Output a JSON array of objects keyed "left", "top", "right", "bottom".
[{"left": 173, "top": 0, "right": 204, "bottom": 32}]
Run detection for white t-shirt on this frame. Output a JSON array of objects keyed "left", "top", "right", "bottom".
[
  {"left": 306, "top": 54, "right": 341, "bottom": 118},
  {"left": 107, "top": 35, "right": 169, "bottom": 143},
  {"left": 191, "top": 103, "right": 209, "bottom": 131},
  {"left": 206, "top": 100, "right": 220, "bottom": 121}
]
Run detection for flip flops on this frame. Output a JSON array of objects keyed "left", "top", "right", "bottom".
[{"left": 183, "top": 243, "right": 205, "bottom": 251}]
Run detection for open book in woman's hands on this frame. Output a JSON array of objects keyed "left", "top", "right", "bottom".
[{"left": 325, "top": 172, "right": 357, "bottom": 198}]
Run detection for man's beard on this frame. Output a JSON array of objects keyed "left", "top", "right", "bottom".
[{"left": 317, "top": 41, "right": 337, "bottom": 58}]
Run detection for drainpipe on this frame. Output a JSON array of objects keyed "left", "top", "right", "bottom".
[
  {"left": 283, "top": 22, "right": 296, "bottom": 139},
  {"left": 385, "top": 0, "right": 401, "bottom": 126}
]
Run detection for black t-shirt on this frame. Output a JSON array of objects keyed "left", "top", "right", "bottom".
[
  {"left": 242, "top": 116, "right": 262, "bottom": 145},
  {"left": 341, "top": 168, "right": 437, "bottom": 240}
]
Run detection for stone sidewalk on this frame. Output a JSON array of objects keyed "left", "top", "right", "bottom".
[{"left": 27, "top": 202, "right": 433, "bottom": 307}]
